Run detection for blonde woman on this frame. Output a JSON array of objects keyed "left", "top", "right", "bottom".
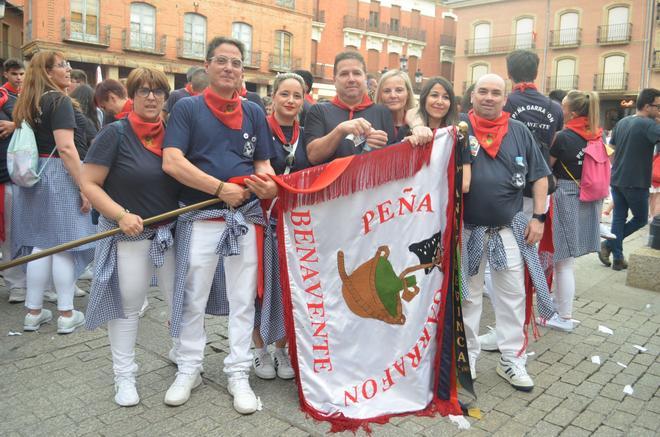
[{"left": 375, "top": 69, "right": 415, "bottom": 142}]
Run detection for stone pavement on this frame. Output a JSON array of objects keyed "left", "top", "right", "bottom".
[{"left": 0, "top": 230, "right": 658, "bottom": 437}]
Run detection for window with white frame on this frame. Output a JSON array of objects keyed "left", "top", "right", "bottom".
[
  {"left": 555, "top": 58, "right": 576, "bottom": 89},
  {"left": 606, "top": 6, "right": 629, "bottom": 42},
  {"left": 473, "top": 23, "right": 490, "bottom": 54},
  {"left": 602, "top": 55, "right": 625, "bottom": 89},
  {"left": 515, "top": 17, "right": 534, "bottom": 49},
  {"left": 558, "top": 12, "right": 579, "bottom": 45},
  {"left": 70, "top": 0, "right": 99, "bottom": 42},
  {"left": 183, "top": 13, "right": 206, "bottom": 58},
  {"left": 274, "top": 30, "right": 292, "bottom": 70},
  {"left": 130, "top": 3, "right": 156, "bottom": 50},
  {"left": 232, "top": 22, "right": 253, "bottom": 66},
  {"left": 471, "top": 64, "right": 488, "bottom": 84}
]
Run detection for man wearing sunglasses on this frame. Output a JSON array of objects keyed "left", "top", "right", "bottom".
[
  {"left": 304, "top": 51, "right": 395, "bottom": 165},
  {"left": 162, "top": 36, "right": 277, "bottom": 415}
]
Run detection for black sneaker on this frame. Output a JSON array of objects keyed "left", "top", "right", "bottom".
[{"left": 598, "top": 241, "right": 612, "bottom": 267}]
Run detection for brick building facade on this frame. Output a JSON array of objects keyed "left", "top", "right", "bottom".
[
  {"left": 0, "top": 1, "right": 24, "bottom": 65},
  {"left": 8, "top": 0, "right": 312, "bottom": 94},
  {"left": 445, "top": 0, "right": 659, "bottom": 129}
]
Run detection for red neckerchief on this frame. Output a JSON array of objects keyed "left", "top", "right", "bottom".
[
  {"left": 330, "top": 94, "right": 373, "bottom": 120},
  {"left": 468, "top": 109, "right": 510, "bottom": 158},
  {"left": 2, "top": 82, "right": 19, "bottom": 95},
  {"left": 512, "top": 82, "right": 537, "bottom": 93},
  {"left": 203, "top": 88, "right": 243, "bottom": 130},
  {"left": 267, "top": 114, "right": 299, "bottom": 146},
  {"left": 0, "top": 88, "right": 7, "bottom": 110},
  {"left": 184, "top": 83, "right": 199, "bottom": 96},
  {"left": 304, "top": 94, "right": 315, "bottom": 104},
  {"left": 239, "top": 86, "right": 248, "bottom": 98},
  {"left": 565, "top": 116, "right": 603, "bottom": 141},
  {"left": 115, "top": 99, "right": 133, "bottom": 120},
  {"left": 127, "top": 111, "right": 165, "bottom": 157}
]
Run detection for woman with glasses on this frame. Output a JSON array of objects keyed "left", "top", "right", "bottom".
[
  {"left": 81, "top": 68, "right": 178, "bottom": 407},
  {"left": 251, "top": 72, "right": 310, "bottom": 381},
  {"left": 375, "top": 70, "right": 416, "bottom": 143},
  {"left": 11, "top": 51, "right": 95, "bottom": 334}
]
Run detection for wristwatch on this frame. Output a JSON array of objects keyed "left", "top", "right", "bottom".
[{"left": 532, "top": 213, "right": 546, "bottom": 223}]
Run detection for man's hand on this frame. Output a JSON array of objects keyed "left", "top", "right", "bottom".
[
  {"left": 524, "top": 218, "right": 544, "bottom": 245},
  {"left": 118, "top": 213, "right": 144, "bottom": 236},
  {"left": 218, "top": 182, "right": 250, "bottom": 208},
  {"left": 80, "top": 192, "right": 92, "bottom": 214},
  {"left": 0, "top": 120, "right": 16, "bottom": 140},
  {"left": 365, "top": 129, "right": 388, "bottom": 149},
  {"left": 245, "top": 174, "right": 278, "bottom": 200},
  {"left": 338, "top": 117, "right": 372, "bottom": 139}
]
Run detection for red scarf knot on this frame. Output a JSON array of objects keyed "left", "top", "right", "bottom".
[
  {"left": 2, "top": 82, "right": 19, "bottom": 95},
  {"left": 115, "top": 99, "right": 133, "bottom": 120},
  {"left": 184, "top": 83, "right": 199, "bottom": 96},
  {"left": 267, "top": 114, "right": 299, "bottom": 146},
  {"left": 330, "top": 94, "right": 373, "bottom": 120},
  {"left": 512, "top": 82, "right": 537, "bottom": 93},
  {"left": 203, "top": 88, "right": 243, "bottom": 130},
  {"left": 127, "top": 111, "right": 165, "bottom": 157},
  {"left": 468, "top": 109, "right": 510, "bottom": 159},
  {"left": 565, "top": 116, "right": 603, "bottom": 141}
]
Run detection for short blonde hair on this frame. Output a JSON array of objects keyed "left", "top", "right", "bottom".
[{"left": 375, "top": 70, "right": 416, "bottom": 111}]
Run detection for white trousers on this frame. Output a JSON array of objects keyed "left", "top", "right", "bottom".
[
  {"left": 26, "top": 248, "right": 75, "bottom": 311},
  {"left": 2, "top": 183, "right": 26, "bottom": 290},
  {"left": 463, "top": 228, "right": 527, "bottom": 363},
  {"left": 553, "top": 257, "right": 575, "bottom": 319},
  {"left": 177, "top": 220, "right": 258, "bottom": 375},
  {"left": 107, "top": 239, "right": 175, "bottom": 378}
]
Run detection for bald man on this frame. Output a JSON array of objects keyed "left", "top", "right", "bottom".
[{"left": 460, "top": 74, "right": 551, "bottom": 392}]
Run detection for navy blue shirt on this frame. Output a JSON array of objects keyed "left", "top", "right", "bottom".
[
  {"left": 164, "top": 95, "right": 275, "bottom": 205},
  {"left": 504, "top": 88, "right": 563, "bottom": 148},
  {"left": 610, "top": 115, "right": 660, "bottom": 188},
  {"left": 270, "top": 125, "right": 311, "bottom": 175}
]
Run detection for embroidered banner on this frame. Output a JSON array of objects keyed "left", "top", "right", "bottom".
[{"left": 275, "top": 128, "right": 464, "bottom": 431}]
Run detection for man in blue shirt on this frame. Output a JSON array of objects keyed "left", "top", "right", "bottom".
[{"left": 162, "top": 36, "right": 277, "bottom": 414}]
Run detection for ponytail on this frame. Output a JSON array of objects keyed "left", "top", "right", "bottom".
[{"left": 565, "top": 89, "right": 600, "bottom": 133}]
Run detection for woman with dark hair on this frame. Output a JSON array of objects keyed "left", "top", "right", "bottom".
[
  {"left": 70, "top": 84, "right": 100, "bottom": 131},
  {"left": 11, "top": 51, "right": 95, "bottom": 334},
  {"left": 81, "top": 67, "right": 178, "bottom": 406}
]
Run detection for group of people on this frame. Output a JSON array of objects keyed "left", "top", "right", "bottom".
[{"left": 0, "top": 38, "right": 658, "bottom": 416}]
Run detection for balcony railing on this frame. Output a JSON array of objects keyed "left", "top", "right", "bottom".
[
  {"left": 243, "top": 51, "right": 262, "bottom": 69},
  {"left": 593, "top": 73, "right": 628, "bottom": 91},
  {"left": 176, "top": 39, "right": 206, "bottom": 60},
  {"left": 465, "top": 33, "right": 535, "bottom": 56},
  {"left": 653, "top": 50, "right": 660, "bottom": 69},
  {"left": 310, "top": 63, "right": 328, "bottom": 79},
  {"left": 548, "top": 28, "right": 581, "bottom": 48},
  {"left": 313, "top": 9, "right": 325, "bottom": 23},
  {"left": 440, "top": 34, "right": 456, "bottom": 47},
  {"left": 546, "top": 75, "right": 579, "bottom": 92},
  {"left": 343, "top": 16, "right": 426, "bottom": 42},
  {"left": 269, "top": 54, "right": 301, "bottom": 72},
  {"left": 61, "top": 17, "right": 110, "bottom": 46},
  {"left": 122, "top": 29, "right": 167, "bottom": 55},
  {"left": 597, "top": 23, "right": 632, "bottom": 44}
]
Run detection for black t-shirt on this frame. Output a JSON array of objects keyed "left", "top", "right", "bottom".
[
  {"left": 163, "top": 88, "right": 191, "bottom": 114},
  {"left": 504, "top": 89, "right": 564, "bottom": 147},
  {"left": 610, "top": 115, "right": 660, "bottom": 188},
  {"left": 303, "top": 101, "right": 396, "bottom": 163},
  {"left": 462, "top": 115, "right": 551, "bottom": 226},
  {"left": 550, "top": 129, "right": 586, "bottom": 180},
  {"left": 394, "top": 124, "right": 411, "bottom": 143},
  {"left": 84, "top": 119, "right": 181, "bottom": 218},
  {"left": 299, "top": 99, "right": 313, "bottom": 128},
  {"left": 245, "top": 91, "right": 267, "bottom": 113},
  {"left": 0, "top": 91, "right": 17, "bottom": 183},
  {"left": 35, "top": 92, "right": 87, "bottom": 158},
  {"left": 270, "top": 125, "right": 311, "bottom": 175},
  {"left": 73, "top": 110, "right": 98, "bottom": 160}
]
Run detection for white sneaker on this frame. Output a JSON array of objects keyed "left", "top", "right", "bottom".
[
  {"left": 114, "top": 376, "right": 139, "bottom": 407},
  {"left": 273, "top": 348, "right": 295, "bottom": 380},
  {"left": 478, "top": 328, "right": 499, "bottom": 352},
  {"left": 164, "top": 371, "right": 202, "bottom": 406},
  {"left": 24, "top": 309, "right": 53, "bottom": 331},
  {"left": 43, "top": 289, "right": 58, "bottom": 303},
  {"left": 599, "top": 223, "right": 616, "bottom": 240},
  {"left": 497, "top": 357, "right": 534, "bottom": 392},
  {"left": 74, "top": 285, "right": 88, "bottom": 297},
  {"left": 79, "top": 265, "right": 93, "bottom": 280},
  {"left": 227, "top": 371, "right": 258, "bottom": 414},
  {"left": 8, "top": 288, "right": 26, "bottom": 303},
  {"left": 253, "top": 349, "right": 276, "bottom": 380},
  {"left": 537, "top": 313, "right": 574, "bottom": 332},
  {"left": 57, "top": 310, "right": 85, "bottom": 334}
]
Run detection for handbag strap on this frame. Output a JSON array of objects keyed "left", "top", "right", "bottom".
[{"left": 560, "top": 161, "right": 580, "bottom": 187}]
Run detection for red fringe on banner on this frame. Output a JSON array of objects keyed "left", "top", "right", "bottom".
[{"left": 273, "top": 141, "right": 433, "bottom": 211}]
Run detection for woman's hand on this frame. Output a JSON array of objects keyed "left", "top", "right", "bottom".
[
  {"left": 80, "top": 192, "right": 92, "bottom": 214},
  {"left": 118, "top": 213, "right": 143, "bottom": 236},
  {"left": 245, "top": 174, "right": 278, "bottom": 200}
]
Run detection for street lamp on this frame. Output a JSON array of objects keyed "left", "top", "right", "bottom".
[{"left": 399, "top": 55, "right": 408, "bottom": 72}]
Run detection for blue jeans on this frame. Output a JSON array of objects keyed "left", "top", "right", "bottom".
[{"left": 606, "top": 186, "right": 649, "bottom": 260}]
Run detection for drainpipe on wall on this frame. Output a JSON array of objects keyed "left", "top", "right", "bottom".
[{"left": 540, "top": 0, "right": 551, "bottom": 93}]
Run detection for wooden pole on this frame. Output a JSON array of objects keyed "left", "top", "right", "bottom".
[{"left": 0, "top": 198, "right": 221, "bottom": 271}]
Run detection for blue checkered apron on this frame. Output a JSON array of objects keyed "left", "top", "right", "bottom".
[
  {"left": 85, "top": 216, "right": 175, "bottom": 330},
  {"left": 10, "top": 157, "right": 95, "bottom": 277},
  {"left": 461, "top": 211, "right": 555, "bottom": 321},
  {"left": 170, "top": 200, "right": 285, "bottom": 344},
  {"left": 552, "top": 179, "right": 601, "bottom": 262}
]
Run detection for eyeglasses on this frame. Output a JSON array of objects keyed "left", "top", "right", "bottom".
[
  {"left": 208, "top": 55, "right": 243, "bottom": 69},
  {"left": 54, "top": 61, "right": 71, "bottom": 69},
  {"left": 136, "top": 87, "right": 167, "bottom": 99}
]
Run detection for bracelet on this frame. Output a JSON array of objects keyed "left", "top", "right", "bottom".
[
  {"left": 115, "top": 208, "right": 129, "bottom": 222},
  {"left": 214, "top": 180, "right": 225, "bottom": 197}
]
